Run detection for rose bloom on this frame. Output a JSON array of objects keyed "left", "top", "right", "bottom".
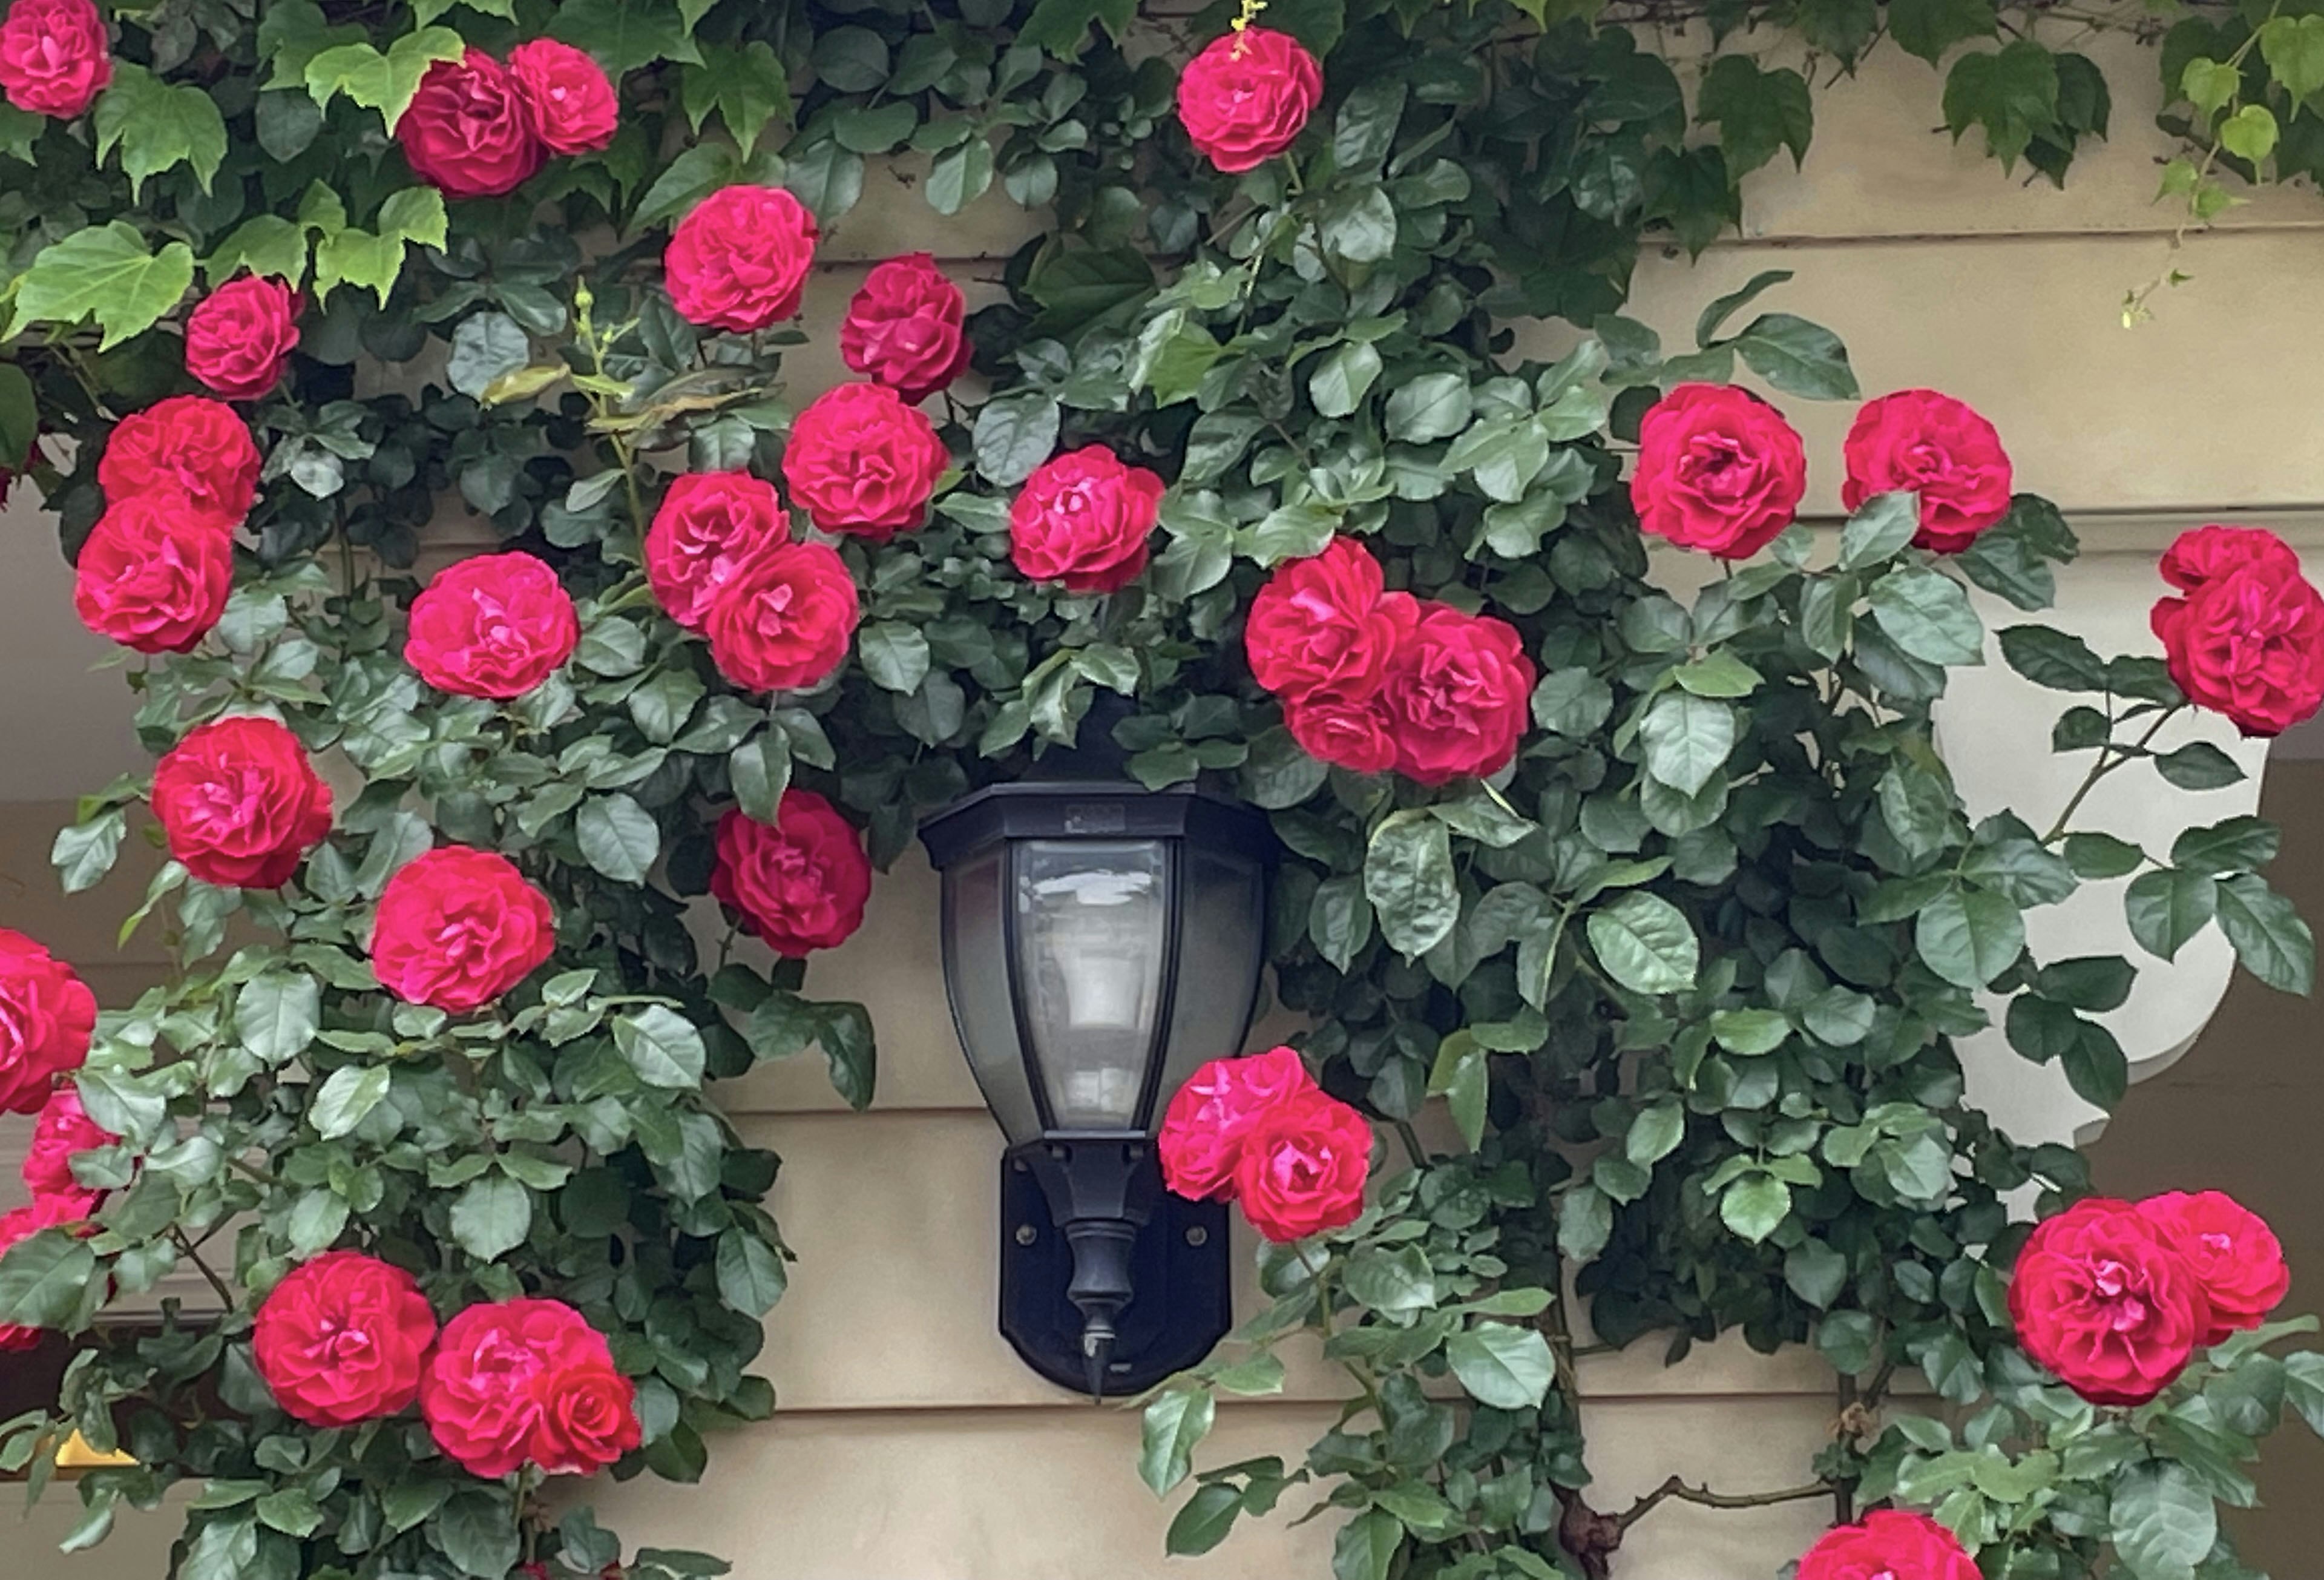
[
  {"left": 0, "top": 0, "right": 109, "bottom": 118},
  {"left": 21, "top": 1085, "right": 114, "bottom": 1200},
  {"left": 1796, "top": 1510, "right": 1980, "bottom": 1580},
  {"left": 397, "top": 48, "right": 543, "bottom": 199},
  {"left": 1630, "top": 383, "right": 1806, "bottom": 559},
  {"left": 665, "top": 184, "right": 818, "bottom": 333},
  {"left": 1284, "top": 693, "right": 1398, "bottom": 775},
  {"left": 1233, "top": 1087, "right": 1373, "bottom": 1243},
  {"left": 1841, "top": 389, "right": 2014, "bottom": 554},
  {"left": 781, "top": 383, "right": 950, "bottom": 538},
  {"left": 646, "top": 471, "right": 789, "bottom": 631},
  {"left": 2009, "top": 1197, "right": 2210, "bottom": 1406},
  {"left": 702, "top": 539, "right": 859, "bottom": 693},
  {"left": 0, "top": 929, "right": 94, "bottom": 1115},
  {"left": 1158, "top": 1046, "right": 1315, "bottom": 1201},
  {"left": 422, "top": 1297, "right": 638, "bottom": 1478},
  {"left": 151, "top": 714, "right": 334, "bottom": 890},
  {"left": 99, "top": 395, "right": 260, "bottom": 532},
  {"left": 74, "top": 492, "right": 233, "bottom": 654},
  {"left": 507, "top": 38, "right": 617, "bottom": 156},
  {"left": 1245, "top": 536, "right": 1417, "bottom": 702},
  {"left": 1380, "top": 602, "right": 1535, "bottom": 786},
  {"left": 709, "top": 791, "right": 873, "bottom": 957},
  {"left": 1175, "top": 25, "right": 1323, "bottom": 174},
  {"left": 1008, "top": 445, "right": 1165, "bottom": 594},
  {"left": 2150, "top": 524, "right": 2324, "bottom": 737},
  {"left": 0, "top": 1193, "right": 94, "bottom": 1350},
  {"left": 184, "top": 275, "right": 301, "bottom": 401},
  {"left": 2136, "top": 1190, "right": 2291, "bottom": 1345},
  {"left": 370, "top": 847, "right": 557, "bottom": 1014},
  {"left": 839, "top": 254, "right": 970, "bottom": 403},
  {"left": 253, "top": 1251, "right": 439, "bottom": 1428},
  {"left": 405, "top": 551, "right": 580, "bottom": 700}
]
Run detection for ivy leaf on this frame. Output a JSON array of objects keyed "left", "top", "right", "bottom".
[
  {"left": 1019, "top": 0, "right": 1138, "bottom": 54},
  {"left": 2262, "top": 14, "right": 2324, "bottom": 102},
  {"left": 1943, "top": 41, "right": 2061, "bottom": 171},
  {"left": 614, "top": 1005, "right": 708, "bottom": 1088},
  {"left": 680, "top": 42, "right": 790, "bottom": 159},
  {"left": 207, "top": 216, "right": 310, "bottom": 288},
  {"left": 1587, "top": 892, "right": 1700, "bottom": 994},
  {"left": 309, "top": 1064, "right": 390, "bottom": 1139},
  {"left": 1695, "top": 56, "right": 1813, "bottom": 176},
  {"left": 577, "top": 793, "right": 659, "bottom": 883},
  {"left": 1365, "top": 811, "right": 1459, "bottom": 958},
  {"left": 304, "top": 27, "right": 467, "bottom": 131},
  {"left": 1888, "top": 0, "right": 1998, "bottom": 65},
  {"left": 2219, "top": 104, "right": 2280, "bottom": 163},
  {"left": 1139, "top": 1387, "right": 1213, "bottom": 1495},
  {"left": 450, "top": 1174, "right": 533, "bottom": 1262},
  {"left": 547, "top": 0, "right": 703, "bottom": 74},
  {"left": 1445, "top": 1323, "right": 1555, "bottom": 1409},
  {"left": 93, "top": 64, "right": 228, "bottom": 197},
  {"left": 10, "top": 221, "right": 195, "bottom": 349}
]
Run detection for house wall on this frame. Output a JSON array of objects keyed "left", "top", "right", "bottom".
[{"left": 6, "top": 24, "right": 2324, "bottom": 1580}]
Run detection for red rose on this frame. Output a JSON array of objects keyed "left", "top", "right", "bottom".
[
  {"left": 530, "top": 1357, "right": 643, "bottom": 1475},
  {"left": 646, "top": 471, "right": 789, "bottom": 631},
  {"left": 99, "top": 395, "right": 260, "bottom": 532},
  {"left": 253, "top": 1251, "right": 438, "bottom": 1428},
  {"left": 405, "top": 551, "right": 580, "bottom": 700},
  {"left": 0, "top": 0, "right": 108, "bottom": 118},
  {"left": 1245, "top": 536, "right": 1416, "bottom": 702},
  {"left": 701, "top": 540, "right": 858, "bottom": 693},
  {"left": 2150, "top": 525, "right": 2324, "bottom": 737},
  {"left": 397, "top": 49, "right": 543, "bottom": 199},
  {"left": 151, "top": 715, "right": 334, "bottom": 890},
  {"left": 0, "top": 1193, "right": 94, "bottom": 1349},
  {"left": 74, "top": 492, "right": 232, "bottom": 654},
  {"left": 0, "top": 929, "right": 94, "bottom": 1116},
  {"left": 1796, "top": 1510, "right": 1980, "bottom": 1580},
  {"left": 370, "top": 846, "right": 556, "bottom": 1014},
  {"left": 1159, "top": 1046, "right": 1315, "bottom": 1201},
  {"left": 1233, "top": 1087, "right": 1373, "bottom": 1243},
  {"left": 709, "top": 791, "right": 872, "bottom": 956},
  {"left": 507, "top": 38, "right": 617, "bottom": 156},
  {"left": 1841, "top": 389, "right": 2014, "bottom": 554},
  {"left": 839, "top": 254, "right": 970, "bottom": 403},
  {"left": 1175, "top": 26, "right": 1322, "bottom": 174},
  {"left": 2136, "top": 1190, "right": 2291, "bottom": 1345},
  {"left": 1284, "top": 693, "right": 1397, "bottom": 775},
  {"left": 1630, "top": 383, "right": 1805, "bottom": 559},
  {"left": 184, "top": 275, "right": 301, "bottom": 402},
  {"left": 422, "top": 1297, "right": 635, "bottom": 1478},
  {"left": 1379, "top": 603, "right": 1535, "bottom": 786},
  {"left": 665, "top": 185, "right": 818, "bottom": 334},
  {"left": 2009, "top": 1197, "right": 2210, "bottom": 1406},
  {"left": 781, "top": 383, "right": 950, "bottom": 538},
  {"left": 21, "top": 1086, "right": 114, "bottom": 1200},
  {"left": 1008, "top": 445, "right": 1164, "bottom": 593}
]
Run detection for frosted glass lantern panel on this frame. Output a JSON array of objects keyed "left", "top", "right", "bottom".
[
  {"left": 1155, "top": 845, "right": 1267, "bottom": 1105},
  {"left": 1014, "top": 840, "right": 1169, "bottom": 1131},
  {"left": 940, "top": 849, "right": 1040, "bottom": 1144}
]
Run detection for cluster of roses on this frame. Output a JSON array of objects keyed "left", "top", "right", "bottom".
[
  {"left": 1245, "top": 536, "right": 1537, "bottom": 785},
  {"left": 1636, "top": 383, "right": 2324, "bottom": 738},
  {"left": 0, "top": 1023, "right": 116, "bottom": 1352},
  {"left": 1156, "top": 1046, "right": 1373, "bottom": 1243},
  {"left": 398, "top": 42, "right": 617, "bottom": 199},
  {"left": 253, "top": 1251, "right": 641, "bottom": 1479}
]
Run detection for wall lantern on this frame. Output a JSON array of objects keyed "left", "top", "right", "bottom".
[{"left": 918, "top": 781, "right": 1275, "bottom": 1398}]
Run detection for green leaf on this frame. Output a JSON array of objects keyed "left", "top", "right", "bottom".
[
  {"left": 1639, "top": 692, "right": 1735, "bottom": 796},
  {"left": 1720, "top": 1172, "right": 1791, "bottom": 1243},
  {"left": 2215, "top": 872, "right": 2314, "bottom": 994},
  {"left": 1445, "top": 1323, "right": 1556, "bottom": 1409},
  {"left": 680, "top": 41, "right": 790, "bottom": 159},
  {"left": 51, "top": 811, "right": 125, "bottom": 895},
  {"left": 816, "top": 1001, "right": 877, "bottom": 1110},
  {"left": 2154, "top": 742, "right": 2245, "bottom": 791},
  {"left": 2125, "top": 868, "right": 2218, "bottom": 963},
  {"left": 1344, "top": 1243, "right": 1437, "bottom": 1314},
  {"left": 1318, "top": 186, "right": 1398, "bottom": 265},
  {"left": 0, "top": 1231, "right": 95, "bottom": 1328},
  {"left": 1673, "top": 651, "right": 1762, "bottom": 698},
  {"left": 1890, "top": 0, "right": 1999, "bottom": 61},
  {"left": 2064, "top": 831, "right": 2144, "bottom": 879},
  {"left": 304, "top": 27, "right": 467, "bottom": 131},
  {"left": 1946, "top": 41, "right": 2062, "bottom": 171},
  {"left": 1915, "top": 887, "right": 2026, "bottom": 988},
  {"left": 1999, "top": 625, "right": 2109, "bottom": 691},
  {"left": 2109, "top": 1461, "right": 2215, "bottom": 1580},
  {"left": 1710, "top": 1008, "right": 1790, "bottom": 1055},
  {"left": 2284, "top": 1350, "right": 2324, "bottom": 1436},
  {"left": 1626, "top": 1100, "right": 1686, "bottom": 1165},
  {"left": 859, "top": 622, "right": 933, "bottom": 694},
  {"left": 1696, "top": 56, "right": 1813, "bottom": 175},
  {"left": 577, "top": 793, "right": 659, "bottom": 883},
  {"left": 450, "top": 1173, "right": 533, "bottom": 1262},
  {"left": 2171, "top": 816, "right": 2280, "bottom": 875},
  {"left": 1166, "top": 1484, "right": 1243, "bottom": 1556},
  {"left": 1532, "top": 668, "right": 1614, "bottom": 736},
  {"left": 1333, "top": 76, "right": 1408, "bottom": 170},
  {"left": 1558, "top": 1183, "right": 1613, "bottom": 1262},
  {"left": 1731, "top": 312, "right": 1858, "bottom": 400},
  {"left": 714, "top": 1230, "right": 787, "bottom": 1315},
  {"left": 1365, "top": 811, "right": 1460, "bottom": 958},
  {"left": 1693, "top": 268, "right": 1793, "bottom": 346},
  {"left": 973, "top": 393, "right": 1062, "bottom": 487},
  {"left": 2263, "top": 14, "right": 2324, "bottom": 100},
  {"left": 1020, "top": 0, "right": 1138, "bottom": 53},
  {"left": 927, "top": 134, "right": 996, "bottom": 215},
  {"left": 1868, "top": 564, "right": 1984, "bottom": 665},
  {"left": 447, "top": 312, "right": 530, "bottom": 400},
  {"left": 1140, "top": 1387, "right": 1215, "bottom": 1496},
  {"left": 729, "top": 732, "right": 792, "bottom": 825},
  {"left": 1785, "top": 1239, "right": 1848, "bottom": 1308},
  {"left": 208, "top": 216, "right": 310, "bottom": 288},
  {"left": 2220, "top": 104, "right": 2280, "bottom": 163},
  {"left": 309, "top": 1064, "right": 390, "bottom": 1139},
  {"left": 1333, "top": 1509, "right": 1402, "bottom": 1580},
  {"left": 1427, "top": 1033, "right": 1488, "bottom": 1150},
  {"left": 614, "top": 1005, "right": 709, "bottom": 1088},
  {"left": 93, "top": 64, "right": 229, "bottom": 197},
  {"left": 436, "top": 1490, "right": 521, "bottom": 1580},
  {"left": 547, "top": 0, "right": 702, "bottom": 74},
  {"left": 1587, "top": 892, "right": 1699, "bottom": 994},
  {"left": 237, "top": 973, "right": 321, "bottom": 1063},
  {"left": 10, "top": 222, "right": 195, "bottom": 351},
  {"left": 1310, "top": 341, "right": 1384, "bottom": 420}
]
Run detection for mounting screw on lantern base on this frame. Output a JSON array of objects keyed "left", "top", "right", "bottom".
[{"left": 1000, "top": 1142, "right": 1231, "bottom": 1399}]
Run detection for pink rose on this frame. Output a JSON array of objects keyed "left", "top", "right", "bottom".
[
  {"left": 701, "top": 541, "right": 859, "bottom": 694},
  {"left": 781, "top": 382, "right": 950, "bottom": 538},
  {"left": 405, "top": 551, "right": 580, "bottom": 700},
  {"left": 21, "top": 1085, "right": 114, "bottom": 1200},
  {"left": 184, "top": 275, "right": 301, "bottom": 402},
  {"left": 2136, "top": 1190, "right": 2291, "bottom": 1345},
  {"left": 1244, "top": 536, "right": 1416, "bottom": 703},
  {"left": 0, "top": 0, "right": 108, "bottom": 118},
  {"left": 1158, "top": 1046, "right": 1315, "bottom": 1201},
  {"left": 646, "top": 472, "right": 789, "bottom": 631},
  {"left": 839, "top": 254, "right": 970, "bottom": 403},
  {"left": 396, "top": 49, "right": 543, "bottom": 199},
  {"left": 664, "top": 185, "right": 818, "bottom": 334},
  {"left": 507, "top": 38, "right": 617, "bottom": 156},
  {"left": 1380, "top": 603, "right": 1535, "bottom": 786},
  {"left": 1630, "top": 383, "right": 1806, "bottom": 559},
  {"left": 0, "top": 929, "right": 94, "bottom": 1115},
  {"left": 1008, "top": 445, "right": 1164, "bottom": 593},
  {"left": 1233, "top": 1088, "right": 1374, "bottom": 1244},
  {"left": 1175, "top": 26, "right": 1322, "bottom": 174},
  {"left": 1841, "top": 389, "right": 2014, "bottom": 555}
]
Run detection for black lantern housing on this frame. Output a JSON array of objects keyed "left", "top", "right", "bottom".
[{"left": 919, "top": 782, "right": 1274, "bottom": 1397}]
